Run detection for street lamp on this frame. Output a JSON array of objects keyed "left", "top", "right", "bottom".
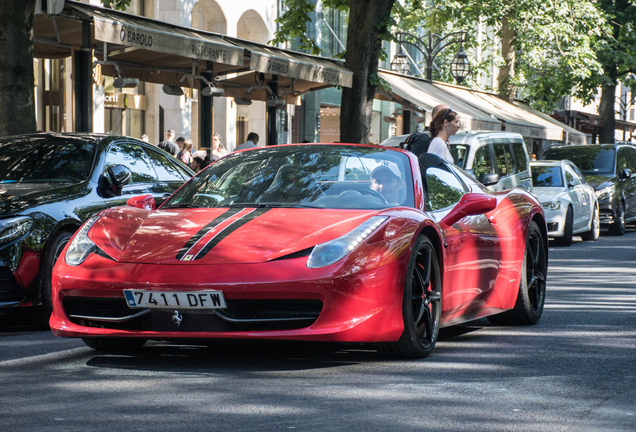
[
  {"left": 392, "top": 30, "right": 470, "bottom": 84},
  {"left": 390, "top": 48, "right": 411, "bottom": 75}
]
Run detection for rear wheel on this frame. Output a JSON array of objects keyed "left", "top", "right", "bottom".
[
  {"left": 610, "top": 203, "right": 625, "bottom": 236},
  {"left": 488, "top": 220, "right": 547, "bottom": 325},
  {"left": 82, "top": 338, "right": 147, "bottom": 352},
  {"left": 381, "top": 236, "right": 441, "bottom": 359},
  {"left": 581, "top": 204, "right": 600, "bottom": 241},
  {"left": 554, "top": 207, "right": 573, "bottom": 246}
]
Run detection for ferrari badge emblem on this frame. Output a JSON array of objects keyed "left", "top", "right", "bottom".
[{"left": 172, "top": 310, "right": 183, "bottom": 326}]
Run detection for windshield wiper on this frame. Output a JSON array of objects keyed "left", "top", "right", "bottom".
[
  {"left": 162, "top": 203, "right": 201, "bottom": 208},
  {"left": 227, "top": 202, "right": 319, "bottom": 209}
]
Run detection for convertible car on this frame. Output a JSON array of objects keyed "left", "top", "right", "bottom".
[{"left": 50, "top": 143, "right": 548, "bottom": 358}]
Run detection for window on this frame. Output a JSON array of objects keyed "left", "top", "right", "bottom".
[
  {"left": 493, "top": 143, "right": 513, "bottom": 177},
  {"left": 473, "top": 145, "right": 492, "bottom": 182},
  {"left": 105, "top": 143, "right": 157, "bottom": 184},
  {"left": 426, "top": 167, "right": 466, "bottom": 211},
  {"left": 532, "top": 166, "right": 563, "bottom": 187},
  {"left": 511, "top": 142, "right": 528, "bottom": 174},
  {"left": 617, "top": 148, "right": 629, "bottom": 172},
  {"left": 144, "top": 147, "right": 191, "bottom": 181},
  {"left": 563, "top": 165, "right": 575, "bottom": 186}
]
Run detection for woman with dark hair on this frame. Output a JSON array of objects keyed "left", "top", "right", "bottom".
[
  {"left": 428, "top": 108, "right": 459, "bottom": 163},
  {"left": 212, "top": 133, "right": 227, "bottom": 160}
]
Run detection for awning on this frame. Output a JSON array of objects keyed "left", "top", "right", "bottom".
[
  {"left": 435, "top": 83, "right": 564, "bottom": 141},
  {"left": 34, "top": 1, "right": 352, "bottom": 102},
  {"left": 514, "top": 102, "right": 587, "bottom": 145},
  {"left": 377, "top": 70, "right": 502, "bottom": 131}
]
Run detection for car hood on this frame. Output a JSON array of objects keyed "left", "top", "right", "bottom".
[
  {"left": 0, "top": 182, "right": 80, "bottom": 214},
  {"left": 89, "top": 207, "right": 384, "bottom": 264},
  {"left": 532, "top": 187, "right": 567, "bottom": 201},
  {"left": 582, "top": 174, "right": 614, "bottom": 190}
]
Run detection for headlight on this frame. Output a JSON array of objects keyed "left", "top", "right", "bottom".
[
  {"left": 65, "top": 214, "right": 102, "bottom": 266},
  {"left": 541, "top": 201, "right": 561, "bottom": 210},
  {"left": 0, "top": 216, "right": 33, "bottom": 245},
  {"left": 595, "top": 186, "right": 614, "bottom": 201},
  {"left": 307, "top": 216, "right": 388, "bottom": 268}
]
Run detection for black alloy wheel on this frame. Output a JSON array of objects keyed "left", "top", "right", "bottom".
[
  {"left": 488, "top": 220, "right": 547, "bottom": 325},
  {"left": 39, "top": 231, "right": 74, "bottom": 324},
  {"left": 382, "top": 236, "right": 442, "bottom": 358},
  {"left": 610, "top": 203, "right": 626, "bottom": 236}
]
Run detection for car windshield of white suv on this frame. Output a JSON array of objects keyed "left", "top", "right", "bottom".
[{"left": 162, "top": 145, "right": 415, "bottom": 210}]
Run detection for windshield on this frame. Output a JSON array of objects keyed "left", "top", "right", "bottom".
[
  {"left": 0, "top": 135, "right": 97, "bottom": 183},
  {"left": 162, "top": 144, "right": 415, "bottom": 210},
  {"left": 532, "top": 165, "right": 563, "bottom": 187},
  {"left": 449, "top": 144, "right": 470, "bottom": 169},
  {"left": 542, "top": 146, "right": 615, "bottom": 175}
]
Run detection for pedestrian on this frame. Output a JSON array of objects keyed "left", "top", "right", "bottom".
[
  {"left": 400, "top": 104, "right": 449, "bottom": 158},
  {"left": 191, "top": 156, "right": 203, "bottom": 172},
  {"left": 140, "top": 134, "right": 149, "bottom": 142},
  {"left": 428, "top": 107, "right": 459, "bottom": 163},
  {"left": 158, "top": 129, "right": 179, "bottom": 156},
  {"left": 212, "top": 133, "right": 227, "bottom": 160},
  {"left": 177, "top": 139, "right": 194, "bottom": 166},
  {"left": 234, "top": 132, "right": 259, "bottom": 152},
  {"left": 175, "top": 136, "right": 186, "bottom": 153}
]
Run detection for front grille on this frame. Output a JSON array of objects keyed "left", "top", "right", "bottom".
[
  {"left": 62, "top": 296, "right": 323, "bottom": 332},
  {"left": 0, "top": 267, "right": 23, "bottom": 302},
  {"left": 222, "top": 299, "right": 323, "bottom": 320}
]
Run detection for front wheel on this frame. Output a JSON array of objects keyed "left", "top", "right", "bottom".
[
  {"left": 554, "top": 207, "right": 573, "bottom": 246},
  {"left": 610, "top": 203, "right": 625, "bottom": 236},
  {"left": 381, "top": 236, "right": 442, "bottom": 359},
  {"left": 41, "top": 231, "right": 73, "bottom": 318},
  {"left": 581, "top": 204, "right": 600, "bottom": 241},
  {"left": 488, "top": 220, "right": 547, "bottom": 325}
]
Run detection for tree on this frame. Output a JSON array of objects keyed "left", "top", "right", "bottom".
[
  {"left": 432, "top": 0, "right": 604, "bottom": 106},
  {"left": 0, "top": 0, "right": 130, "bottom": 137},
  {"left": 591, "top": 0, "right": 636, "bottom": 143},
  {"left": 273, "top": 0, "right": 428, "bottom": 144}
]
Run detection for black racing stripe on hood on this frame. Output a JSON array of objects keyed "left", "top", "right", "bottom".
[
  {"left": 193, "top": 208, "right": 271, "bottom": 260},
  {"left": 175, "top": 208, "right": 243, "bottom": 260}
]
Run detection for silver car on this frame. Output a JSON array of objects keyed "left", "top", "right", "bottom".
[{"left": 531, "top": 160, "right": 600, "bottom": 246}]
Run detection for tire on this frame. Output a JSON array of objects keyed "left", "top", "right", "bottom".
[
  {"left": 554, "top": 207, "right": 573, "bottom": 246},
  {"left": 381, "top": 236, "right": 442, "bottom": 359},
  {"left": 610, "top": 203, "right": 625, "bottom": 236},
  {"left": 41, "top": 231, "right": 73, "bottom": 318},
  {"left": 82, "top": 338, "right": 147, "bottom": 352},
  {"left": 488, "top": 220, "right": 547, "bottom": 325},
  {"left": 581, "top": 204, "right": 600, "bottom": 241}
]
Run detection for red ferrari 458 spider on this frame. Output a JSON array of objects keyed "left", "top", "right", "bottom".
[{"left": 50, "top": 143, "right": 548, "bottom": 358}]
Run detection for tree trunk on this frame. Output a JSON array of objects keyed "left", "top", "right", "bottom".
[
  {"left": 0, "top": 1, "right": 37, "bottom": 136},
  {"left": 598, "top": 80, "right": 617, "bottom": 144},
  {"left": 497, "top": 12, "right": 516, "bottom": 103},
  {"left": 339, "top": 0, "right": 395, "bottom": 144}
]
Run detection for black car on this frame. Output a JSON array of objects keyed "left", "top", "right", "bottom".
[
  {"left": 542, "top": 142, "right": 636, "bottom": 235},
  {"left": 0, "top": 133, "right": 193, "bottom": 320}
]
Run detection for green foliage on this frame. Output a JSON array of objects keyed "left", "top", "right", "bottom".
[
  {"left": 271, "top": 0, "right": 321, "bottom": 55},
  {"left": 100, "top": 0, "right": 132, "bottom": 11}
]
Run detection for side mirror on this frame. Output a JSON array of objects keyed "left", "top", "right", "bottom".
[
  {"left": 620, "top": 168, "right": 632, "bottom": 179},
  {"left": 126, "top": 194, "right": 155, "bottom": 210},
  {"left": 440, "top": 193, "right": 497, "bottom": 228},
  {"left": 481, "top": 172, "right": 500, "bottom": 186},
  {"left": 107, "top": 165, "right": 132, "bottom": 196}
]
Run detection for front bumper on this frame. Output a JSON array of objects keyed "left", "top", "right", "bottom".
[{"left": 50, "top": 252, "right": 408, "bottom": 343}]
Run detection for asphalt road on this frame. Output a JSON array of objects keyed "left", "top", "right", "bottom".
[{"left": 1, "top": 230, "right": 635, "bottom": 432}]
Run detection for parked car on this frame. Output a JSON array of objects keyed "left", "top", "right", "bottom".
[
  {"left": 50, "top": 144, "right": 548, "bottom": 359},
  {"left": 542, "top": 142, "right": 636, "bottom": 235},
  {"left": 530, "top": 160, "right": 600, "bottom": 246},
  {"left": 0, "top": 133, "right": 193, "bottom": 321},
  {"left": 449, "top": 131, "right": 533, "bottom": 192},
  {"left": 381, "top": 131, "right": 533, "bottom": 193}
]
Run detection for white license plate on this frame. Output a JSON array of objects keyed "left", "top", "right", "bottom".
[{"left": 123, "top": 290, "right": 227, "bottom": 310}]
